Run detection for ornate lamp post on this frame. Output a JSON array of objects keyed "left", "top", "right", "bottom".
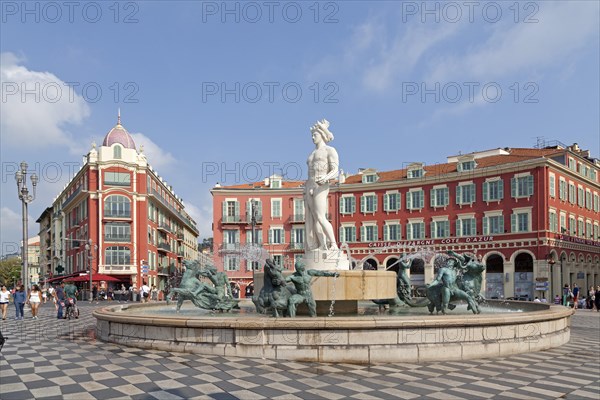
[
  {"left": 85, "top": 239, "right": 98, "bottom": 302},
  {"left": 15, "top": 161, "right": 38, "bottom": 290}
]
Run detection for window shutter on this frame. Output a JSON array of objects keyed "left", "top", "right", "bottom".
[
  {"left": 360, "top": 226, "right": 365, "bottom": 242},
  {"left": 511, "top": 178, "right": 516, "bottom": 197},
  {"left": 483, "top": 181, "right": 490, "bottom": 202},
  {"left": 222, "top": 201, "right": 227, "bottom": 218},
  {"left": 419, "top": 223, "right": 425, "bottom": 239},
  {"left": 443, "top": 188, "right": 448, "bottom": 206},
  {"left": 339, "top": 197, "right": 345, "bottom": 213},
  {"left": 407, "top": 193, "right": 412, "bottom": 210},
  {"left": 431, "top": 222, "right": 436, "bottom": 238},
  {"left": 471, "top": 184, "right": 476, "bottom": 203},
  {"left": 511, "top": 214, "right": 517, "bottom": 232},
  {"left": 268, "top": 229, "right": 273, "bottom": 244},
  {"left": 483, "top": 217, "right": 488, "bottom": 235},
  {"left": 419, "top": 191, "right": 424, "bottom": 208},
  {"left": 527, "top": 175, "right": 534, "bottom": 196},
  {"left": 291, "top": 229, "right": 296, "bottom": 244},
  {"left": 360, "top": 196, "right": 365, "bottom": 213},
  {"left": 498, "top": 180, "right": 504, "bottom": 200},
  {"left": 456, "top": 186, "right": 462, "bottom": 205},
  {"left": 445, "top": 221, "right": 450, "bottom": 236},
  {"left": 384, "top": 194, "right": 389, "bottom": 211},
  {"left": 407, "top": 224, "right": 412, "bottom": 240},
  {"left": 374, "top": 226, "right": 378, "bottom": 242},
  {"left": 383, "top": 225, "right": 389, "bottom": 241},
  {"left": 234, "top": 201, "right": 240, "bottom": 219},
  {"left": 246, "top": 200, "right": 252, "bottom": 221},
  {"left": 339, "top": 227, "right": 344, "bottom": 242},
  {"left": 351, "top": 227, "right": 356, "bottom": 242},
  {"left": 456, "top": 219, "right": 461, "bottom": 237},
  {"left": 373, "top": 195, "right": 378, "bottom": 212},
  {"left": 430, "top": 189, "right": 436, "bottom": 207},
  {"left": 470, "top": 219, "right": 476, "bottom": 235},
  {"left": 396, "top": 193, "right": 401, "bottom": 210},
  {"left": 351, "top": 196, "right": 356, "bottom": 213}
]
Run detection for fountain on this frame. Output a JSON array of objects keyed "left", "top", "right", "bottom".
[{"left": 93, "top": 119, "right": 572, "bottom": 363}]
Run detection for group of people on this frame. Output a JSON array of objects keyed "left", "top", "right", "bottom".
[
  {"left": 555, "top": 284, "right": 600, "bottom": 311},
  {"left": 0, "top": 282, "right": 79, "bottom": 320}
]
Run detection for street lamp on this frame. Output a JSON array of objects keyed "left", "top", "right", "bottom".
[
  {"left": 85, "top": 239, "right": 98, "bottom": 302},
  {"left": 15, "top": 161, "right": 38, "bottom": 290}
]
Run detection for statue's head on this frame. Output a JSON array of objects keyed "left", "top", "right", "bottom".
[
  {"left": 310, "top": 119, "right": 334, "bottom": 143},
  {"left": 295, "top": 260, "right": 306, "bottom": 272}
]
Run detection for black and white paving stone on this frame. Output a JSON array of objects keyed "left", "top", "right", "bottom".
[{"left": 0, "top": 303, "right": 598, "bottom": 399}]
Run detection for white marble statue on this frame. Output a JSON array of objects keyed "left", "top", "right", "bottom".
[{"left": 304, "top": 119, "right": 339, "bottom": 251}]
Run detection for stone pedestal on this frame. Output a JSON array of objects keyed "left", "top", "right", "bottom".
[
  {"left": 302, "top": 248, "right": 351, "bottom": 271},
  {"left": 253, "top": 270, "right": 397, "bottom": 315}
]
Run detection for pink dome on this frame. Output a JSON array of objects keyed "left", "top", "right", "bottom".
[{"left": 102, "top": 123, "right": 136, "bottom": 149}]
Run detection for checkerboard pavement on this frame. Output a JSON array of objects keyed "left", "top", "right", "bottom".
[{"left": 1, "top": 303, "right": 598, "bottom": 399}]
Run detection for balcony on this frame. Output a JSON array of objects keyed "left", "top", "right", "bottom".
[
  {"left": 177, "top": 250, "right": 184, "bottom": 258},
  {"left": 149, "top": 189, "right": 199, "bottom": 235},
  {"left": 99, "top": 265, "right": 136, "bottom": 275},
  {"left": 245, "top": 214, "right": 263, "bottom": 224},
  {"left": 220, "top": 243, "right": 240, "bottom": 252},
  {"left": 104, "top": 234, "right": 131, "bottom": 243},
  {"left": 290, "top": 214, "right": 305, "bottom": 223},
  {"left": 289, "top": 242, "right": 304, "bottom": 251},
  {"left": 222, "top": 215, "right": 244, "bottom": 224},
  {"left": 158, "top": 222, "right": 172, "bottom": 233},
  {"left": 176, "top": 231, "right": 184, "bottom": 241},
  {"left": 158, "top": 242, "right": 171, "bottom": 252}
]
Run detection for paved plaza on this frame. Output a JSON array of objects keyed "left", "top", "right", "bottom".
[{"left": 0, "top": 303, "right": 598, "bottom": 400}]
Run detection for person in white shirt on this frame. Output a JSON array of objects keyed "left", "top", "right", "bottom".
[
  {"left": 0, "top": 286, "right": 11, "bottom": 320},
  {"left": 140, "top": 283, "right": 150, "bottom": 303}
]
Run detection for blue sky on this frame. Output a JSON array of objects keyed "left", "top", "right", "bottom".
[{"left": 1, "top": 1, "right": 599, "bottom": 252}]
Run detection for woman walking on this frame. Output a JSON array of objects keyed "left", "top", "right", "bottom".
[
  {"left": 28, "top": 284, "right": 42, "bottom": 319},
  {"left": 14, "top": 285, "right": 26, "bottom": 320},
  {"left": 0, "top": 286, "right": 11, "bottom": 320}
]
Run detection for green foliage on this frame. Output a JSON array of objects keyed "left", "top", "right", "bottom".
[{"left": 0, "top": 257, "right": 22, "bottom": 287}]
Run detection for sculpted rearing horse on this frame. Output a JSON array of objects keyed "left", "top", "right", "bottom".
[{"left": 252, "top": 258, "right": 293, "bottom": 317}]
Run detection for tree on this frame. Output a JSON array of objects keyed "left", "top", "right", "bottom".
[
  {"left": 0, "top": 257, "right": 22, "bottom": 287},
  {"left": 199, "top": 237, "right": 213, "bottom": 252}
]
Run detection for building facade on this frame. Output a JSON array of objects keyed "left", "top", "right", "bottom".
[
  {"left": 212, "top": 143, "right": 600, "bottom": 300},
  {"left": 38, "top": 116, "right": 199, "bottom": 290}
]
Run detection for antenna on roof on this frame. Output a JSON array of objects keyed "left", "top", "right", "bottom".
[{"left": 534, "top": 136, "right": 545, "bottom": 149}]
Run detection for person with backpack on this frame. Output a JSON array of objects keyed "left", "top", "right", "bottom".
[{"left": 140, "top": 282, "right": 150, "bottom": 303}]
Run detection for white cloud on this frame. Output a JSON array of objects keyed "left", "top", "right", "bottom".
[
  {"left": 363, "top": 22, "right": 460, "bottom": 92},
  {"left": 130, "top": 132, "right": 176, "bottom": 170},
  {"left": 428, "top": 2, "right": 599, "bottom": 82},
  {"left": 1, "top": 207, "right": 38, "bottom": 255},
  {"left": 0, "top": 52, "right": 91, "bottom": 150},
  {"left": 182, "top": 197, "right": 213, "bottom": 240}
]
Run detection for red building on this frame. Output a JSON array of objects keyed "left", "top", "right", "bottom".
[
  {"left": 212, "top": 143, "right": 600, "bottom": 301},
  {"left": 38, "top": 116, "right": 199, "bottom": 291}
]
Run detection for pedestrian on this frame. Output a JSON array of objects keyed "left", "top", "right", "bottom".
[
  {"left": 28, "top": 284, "right": 42, "bottom": 319},
  {"left": 572, "top": 283, "right": 580, "bottom": 310},
  {"left": 120, "top": 284, "right": 128, "bottom": 302},
  {"left": 140, "top": 282, "right": 150, "bottom": 303},
  {"left": 595, "top": 286, "right": 600, "bottom": 312},
  {"left": 54, "top": 282, "right": 66, "bottom": 319},
  {"left": 151, "top": 285, "right": 158, "bottom": 301},
  {"left": 48, "top": 285, "right": 57, "bottom": 311},
  {"left": 92, "top": 285, "right": 98, "bottom": 304},
  {"left": 0, "top": 285, "right": 11, "bottom": 320},
  {"left": 14, "top": 285, "right": 26, "bottom": 320},
  {"left": 42, "top": 286, "right": 47, "bottom": 303},
  {"left": 562, "top": 284, "right": 571, "bottom": 307},
  {"left": 554, "top": 295, "right": 561, "bottom": 304}
]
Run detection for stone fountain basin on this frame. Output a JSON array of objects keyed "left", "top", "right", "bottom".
[{"left": 94, "top": 300, "right": 572, "bottom": 364}]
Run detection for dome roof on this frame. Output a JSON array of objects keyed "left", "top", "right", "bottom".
[{"left": 102, "top": 118, "right": 136, "bottom": 150}]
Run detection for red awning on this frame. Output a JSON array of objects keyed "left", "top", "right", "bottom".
[{"left": 64, "top": 273, "right": 123, "bottom": 282}]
